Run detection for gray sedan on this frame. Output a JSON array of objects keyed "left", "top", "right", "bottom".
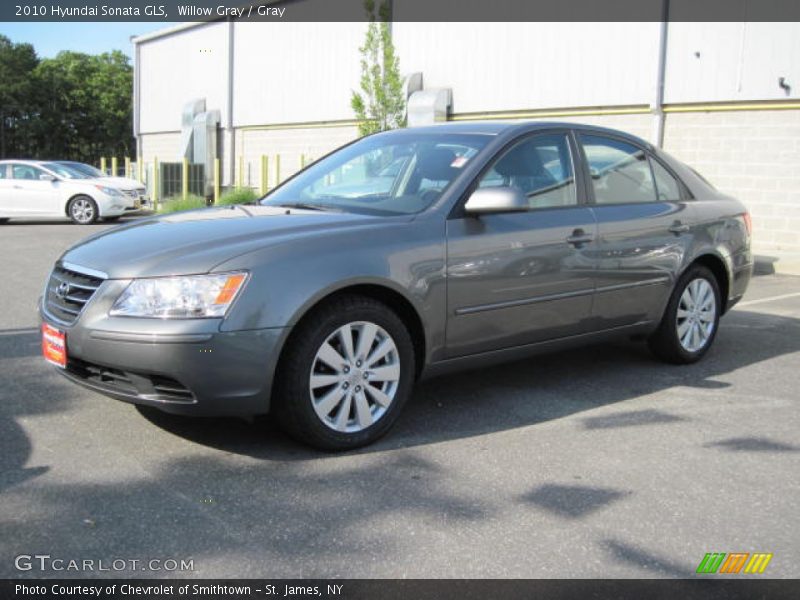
[{"left": 39, "top": 122, "right": 752, "bottom": 450}]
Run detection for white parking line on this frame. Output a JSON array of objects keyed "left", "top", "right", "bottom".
[{"left": 737, "top": 292, "right": 800, "bottom": 307}]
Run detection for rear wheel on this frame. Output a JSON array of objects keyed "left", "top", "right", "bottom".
[
  {"left": 648, "top": 265, "right": 721, "bottom": 364},
  {"left": 68, "top": 196, "right": 98, "bottom": 225},
  {"left": 273, "top": 294, "right": 415, "bottom": 451}
]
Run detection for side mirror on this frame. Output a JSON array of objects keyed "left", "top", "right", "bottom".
[
  {"left": 464, "top": 186, "right": 528, "bottom": 215},
  {"left": 39, "top": 173, "right": 56, "bottom": 182}
]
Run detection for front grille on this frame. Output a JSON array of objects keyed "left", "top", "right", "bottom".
[
  {"left": 45, "top": 264, "right": 105, "bottom": 325},
  {"left": 67, "top": 358, "right": 196, "bottom": 404},
  {"left": 122, "top": 188, "right": 146, "bottom": 199}
]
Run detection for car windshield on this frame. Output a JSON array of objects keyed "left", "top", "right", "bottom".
[
  {"left": 260, "top": 132, "right": 492, "bottom": 216},
  {"left": 60, "top": 162, "right": 105, "bottom": 178},
  {"left": 42, "top": 163, "right": 92, "bottom": 179}
]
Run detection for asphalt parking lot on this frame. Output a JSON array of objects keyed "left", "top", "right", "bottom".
[{"left": 1, "top": 219, "right": 798, "bottom": 579}]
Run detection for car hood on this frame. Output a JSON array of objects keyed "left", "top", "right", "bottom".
[
  {"left": 98, "top": 176, "right": 144, "bottom": 189},
  {"left": 60, "top": 205, "right": 404, "bottom": 279}
]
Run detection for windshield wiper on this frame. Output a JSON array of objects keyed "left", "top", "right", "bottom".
[{"left": 275, "top": 202, "right": 340, "bottom": 212}]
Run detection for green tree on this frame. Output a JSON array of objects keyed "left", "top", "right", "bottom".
[
  {"left": 34, "top": 50, "right": 133, "bottom": 162},
  {"left": 0, "top": 35, "right": 39, "bottom": 158},
  {"left": 350, "top": 0, "right": 405, "bottom": 137}
]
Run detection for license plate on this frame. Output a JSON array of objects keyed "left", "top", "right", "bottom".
[{"left": 42, "top": 323, "right": 67, "bottom": 368}]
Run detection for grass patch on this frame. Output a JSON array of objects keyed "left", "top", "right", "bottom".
[
  {"left": 217, "top": 188, "right": 259, "bottom": 206},
  {"left": 157, "top": 194, "right": 207, "bottom": 214}
]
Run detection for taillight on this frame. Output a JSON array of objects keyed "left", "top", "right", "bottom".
[{"left": 743, "top": 212, "right": 752, "bottom": 236}]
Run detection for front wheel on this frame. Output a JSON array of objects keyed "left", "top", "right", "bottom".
[
  {"left": 273, "top": 295, "right": 415, "bottom": 451},
  {"left": 68, "top": 196, "right": 99, "bottom": 225},
  {"left": 648, "top": 265, "right": 721, "bottom": 364}
]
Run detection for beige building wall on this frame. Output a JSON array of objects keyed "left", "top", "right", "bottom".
[
  {"left": 663, "top": 109, "right": 800, "bottom": 260},
  {"left": 138, "top": 132, "right": 181, "bottom": 163}
]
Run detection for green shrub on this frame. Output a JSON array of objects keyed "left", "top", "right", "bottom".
[
  {"left": 157, "top": 194, "right": 207, "bottom": 214},
  {"left": 217, "top": 188, "right": 259, "bottom": 206}
]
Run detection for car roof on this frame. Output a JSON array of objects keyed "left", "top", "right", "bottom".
[
  {"left": 0, "top": 159, "right": 49, "bottom": 165},
  {"left": 375, "top": 120, "right": 652, "bottom": 147}
]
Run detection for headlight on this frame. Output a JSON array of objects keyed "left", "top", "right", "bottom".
[
  {"left": 110, "top": 272, "right": 248, "bottom": 318},
  {"left": 95, "top": 185, "right": 123, "bottom": 197}
]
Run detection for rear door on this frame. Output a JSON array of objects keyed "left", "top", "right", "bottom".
[
  {"left": 445, "top": 130, "right": 597, "bottom": 357},
  {"left": 577, "top": 132, "right": 693, "bottom": 329}
]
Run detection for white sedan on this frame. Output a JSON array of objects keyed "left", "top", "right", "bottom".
[{"left": 0, "top": 160, "right": 131, "bottom": 225}]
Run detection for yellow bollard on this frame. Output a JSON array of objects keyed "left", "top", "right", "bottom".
[
  {"left": 100, "top": 157, "right": 107, "bottom": 175},
  {"left": 152, "top": 157, "right": 159, "bottom": 211},
  {"left": 275, "top": 154, "right": 281, "bottom": 186},
  {"left": 111, "top": 156, "right": 118, "bottom": 178},
  {"left": 260, "top": 155, "right": 268, "bottom": 195},
  {"left": 182, "top": 157, "right": 189, "bottom": 201},
  {"left": 214, "top": 158, "right": 220, "bottom": 205},
  {"left": 300, "top": 153, "right": 305, "bottom": 169},
  {"left": 124, "top": 157, "right": 131, "bottom": 179}
]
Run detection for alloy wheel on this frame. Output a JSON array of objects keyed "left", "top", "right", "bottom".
[
  {"left": 676, "top": 278, "right": 716, "bottom": 353},
  {"left": 308, "top": 321, "right": 400, "bottom": 432},
  {"left": 71, "top": 198, "right": 95, "bottom": 224}
]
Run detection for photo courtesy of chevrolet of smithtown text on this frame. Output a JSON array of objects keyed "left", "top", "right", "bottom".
[{"left": 0, "top": 1, "right": 799, "bottom": 599}]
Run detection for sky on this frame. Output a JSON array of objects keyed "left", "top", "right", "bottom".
[{"left": 0, "top": 22, "right": 180, "bottom": 58}]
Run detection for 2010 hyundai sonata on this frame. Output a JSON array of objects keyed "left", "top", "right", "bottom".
[{"left": 40, "top": 122, "right": 752, "bottom": 450}]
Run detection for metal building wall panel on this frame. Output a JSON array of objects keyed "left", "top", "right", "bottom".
[
  {"left": 392, "top": 22, "right": 661, "bottom": 114},
  {"left": 665, "top": 22, "right": 800, "bottom": 103},
  {"left": 138, "top": 22, "right": 229, "bottom": 136},
  {"left": 232, "top": 22, "right": 368, "bottom": 126}
]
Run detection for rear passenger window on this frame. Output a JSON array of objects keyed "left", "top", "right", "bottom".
[
  {"left": 650, "top": 158, "right": 682, "bottom": 201},
  {"left": 478, "top": 133, "right": 577, "bottom": 209},
  {"left": 0, "top": 165, "right": 6, "bottom": 179},
  {"left": 580, "top": 135, "right": 656, "bottom": 204}
]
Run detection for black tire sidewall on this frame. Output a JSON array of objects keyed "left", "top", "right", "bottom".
[{"left": 276, "top": 297, "right": 415, "bottom": 451}]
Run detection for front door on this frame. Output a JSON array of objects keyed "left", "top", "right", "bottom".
[
  {"left": 9, "top": 163, "right": 60, "bottom": 215},
  {"left": 445, "top": 131, "right": 597, "bottom": 357}
]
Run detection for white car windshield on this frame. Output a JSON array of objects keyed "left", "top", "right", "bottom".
[
  {"left": 42, "top": 163, "right": 92, "bottom": 179},
  {"left": 261, "top": 132, "right": 491, "bottom": 216}
]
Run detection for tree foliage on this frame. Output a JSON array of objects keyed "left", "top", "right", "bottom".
[
  {"left": 350, "top": 0, "right": 405, "bottom": 137},
  {"left": 0, "top": 35, "right": 133, "bottom": 163}
]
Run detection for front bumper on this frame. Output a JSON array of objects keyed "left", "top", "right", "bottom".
[{"left": 40, "top": 287, "right": 287, "bottom": 416}]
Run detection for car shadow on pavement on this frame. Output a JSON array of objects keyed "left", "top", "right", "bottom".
[
  {"left": 0, "top": 328, "right": 76, "bottom": 494},
  {"left": 135, "top": 308, "right": 800, "bottom": 459}
]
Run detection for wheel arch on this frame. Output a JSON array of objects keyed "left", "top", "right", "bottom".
[
  {"left": 279, "top": 282, "right": 427, "bottom": 380},
  {"left": 64, "top": 193, "right": 97, "bottom": 218},
  {"left": 688, "top": 252, "right": 731, "bottom": 314}
]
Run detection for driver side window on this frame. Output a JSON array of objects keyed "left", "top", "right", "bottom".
[{"left": 478, "top": 133, "right": 577, "bottom": 209}]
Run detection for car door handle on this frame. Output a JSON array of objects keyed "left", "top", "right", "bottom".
[
  {"left": 566, "top": 230, "right": 594, "bottom": 247},
  {"left": 668, "top": 221, "right": 690, "bottom": 235}
]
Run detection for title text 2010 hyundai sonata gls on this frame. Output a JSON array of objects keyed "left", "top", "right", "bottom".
[{"left": 40, "top": 122, "right": 752, "bottom": 450}]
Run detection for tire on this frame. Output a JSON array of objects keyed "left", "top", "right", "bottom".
[
  {"left": 68, "top": 195, "right": 99, "bottom": 225},
  {"left": 273, "top": 294, "right": 416, "bottom": 451},
  {"left": 648, "top": 265, "right": 721, "bottom": 364}
]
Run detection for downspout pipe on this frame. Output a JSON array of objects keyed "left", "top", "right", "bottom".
[
  {"left": 226, "top": 18, "right": 235, "bottom": 188},
  {"left": 651, "top": 1, "right": 669, "bottom": 148}
]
